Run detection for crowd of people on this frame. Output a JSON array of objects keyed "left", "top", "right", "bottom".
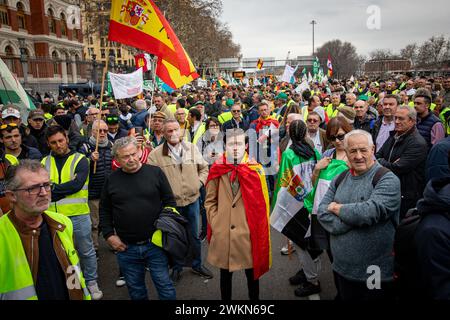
[{"left": 0, "top": 73, "right": 449, "bottom": 301}]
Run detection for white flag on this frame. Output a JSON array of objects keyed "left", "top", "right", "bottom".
[
  {"left": 350, "top": 75, "right": 355, "bottom": 82},
  {"left": 254, "top": 78, "right": 261, "bottom": 86},
  {"left": 109, "top": 68, "right": 143, "bottom": 99},
  {"left": 308, "top": 72, "right": 313, "bottom": 83},
  {"left": 322, "top": 75, "right": 328, "bottom": 84},
  {"left": 281, "top": 65, "right": 296, "bottom": 83},
  {"left": 295, "top": 80, "right": 310, "bottom": 93}
]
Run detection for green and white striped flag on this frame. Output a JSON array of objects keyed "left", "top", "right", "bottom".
[{"left": 304, "top": 159, "right": 349, "bottom": 215}]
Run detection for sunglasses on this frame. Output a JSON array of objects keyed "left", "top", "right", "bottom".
[
  {"left": 330, "top": 134, "right": 346, "bottom": 141},
  {"left": 97, "top": 129, "right": 108, "bottom": 133},
  {"left": 106, "top": 116, "right": 119, "bottom": 123},
  {"left": 232, "top": 110, "right": 241, "bottom": 113},
  {"left": 0, "top": 123, "right": 18, "bottom": 130},
  {"left": 307, "top": 119, "right": 319, "bottom": 123}
]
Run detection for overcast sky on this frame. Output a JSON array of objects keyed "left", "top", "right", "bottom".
[{"left": 220, "top": 0, "right": 450, "bottom": 60}]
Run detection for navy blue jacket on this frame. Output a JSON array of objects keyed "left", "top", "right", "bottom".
[
  {"left": 415, "top": 177, "right": 450, "bottom": 300},
  {"left": 222, "top": 118, "right": 249, "bottom": 132},
  {"left": 426, "top": 136, "right": 450, "bottom": 182},
  {"left": 130, "top": 110, "right": 148, "bottom": 128}
]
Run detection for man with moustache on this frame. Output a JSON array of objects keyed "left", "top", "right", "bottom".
[{"left": 0, "top": 160, "right": 91, "bottom": 300}]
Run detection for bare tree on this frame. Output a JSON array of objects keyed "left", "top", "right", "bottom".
[
  {"left": 316, "top": 40, "right": 360, "bottom": 79},
  {"left": 369, "top": 49, "right": 396, "bottom": 60},
  {"left": 400, "top": 44, "right": 418, "bottom": 66},
  {"left": 417, "top": 35, "right": 449, "bottom": 67}
]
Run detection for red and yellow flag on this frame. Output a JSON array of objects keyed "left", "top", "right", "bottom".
[
  {"left": 206, "top": 154, "right": 271, "bottom": 280},
  {"left": 257, "top": 58, "right": 264, "bottom": 70},
  {"left": 109, "top": 0, "right": 198, "bottom": 88}
]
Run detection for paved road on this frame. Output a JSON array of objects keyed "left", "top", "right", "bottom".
[{"left": 97, "top": 228, "right": 337, "bottom": 300}]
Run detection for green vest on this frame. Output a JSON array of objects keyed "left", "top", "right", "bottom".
[
  {"left": 42, "top": 153, "right": 90, "bottom": 217},
  {"left": 218, "top": 111, "right": 232, "bottom": 124},
  {"left": 0, "top": 211, "right": 91, "bottom": 300}
]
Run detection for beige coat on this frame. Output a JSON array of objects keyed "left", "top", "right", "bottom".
[
  {"left": 205, "top": 174, "right": 253, "bottom": 272},
  {"left": 147, "top": 141, "right": 209, "bottom": 207}
]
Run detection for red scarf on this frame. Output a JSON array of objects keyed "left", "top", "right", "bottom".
[
  {"left": 252, "top": 117, "right": 280, "bottom": 133},
  {"left": 206, "top": 154, "right": 271, "bottom": 280}
]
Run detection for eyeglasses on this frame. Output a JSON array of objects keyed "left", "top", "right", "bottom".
[
  {"left": 0, "top": 123, "right": 18, "bottom": 130},
  {"left": 307, "top": 119, "right": 319, "bottom": 123},
  {"left": 209, "top": 125, "right": 219, "bottom": 129},
  {"left": 14, "top": 182, "right": 53, "bottom": 196},
  {"left": 232, "top": 110, "right": 241, "bottom": 113},
  {"left": 330, "top": 134, "right": 346, "bottom": 141},
  {"left": 97, "top": 129, "right": 108, "bottom": 133},
  {"left": 324, "top": 99, "right": 330, "bottom": 102}
]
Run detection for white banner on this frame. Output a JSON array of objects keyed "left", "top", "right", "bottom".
[
  {"left": 109, "top": 68, "right": 143, "bottom": 99},
  {"left": 280, "top": 65, "right": 295, "bottom": 83}
]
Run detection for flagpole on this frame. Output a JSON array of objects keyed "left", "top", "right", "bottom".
[{"left": 93, "top": 44, "right": 111, "bottom": 174}]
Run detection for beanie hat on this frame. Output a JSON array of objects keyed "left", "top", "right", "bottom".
[
  {"left": 313, "top": 107, "right": 326, "bottom": 123},
  {"left": 226, "top": 99, "right": 234, "bottom": 107}
]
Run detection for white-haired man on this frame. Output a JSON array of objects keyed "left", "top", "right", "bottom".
[{"left": 318, "top": 130, "right": 401, "bottom": 301}]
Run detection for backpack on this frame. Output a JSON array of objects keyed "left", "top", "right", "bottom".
[
  {"left": 334, "top": 166, "right": 391, "bottom": 191},
  {"left": 335, "top": 166, "right": 423, "bottom": 298}
]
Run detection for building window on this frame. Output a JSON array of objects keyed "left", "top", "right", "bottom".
[
  {"left": 48, "top": 8, "right": 56, "bottom": 34},
  {"left": 4, "top": 45, "right": 16, "bottom": 73},
  {"left": 52, "top": 51, "right": 59, "bottom": 75},
  {"left": 0, "top": 0, "right": 9, "bottom": 26},
  {"left": 100, "top": 37, "right": 105, "bottom": 48},
  {"left": 117, "top": 49, "right": 121, "bottom": 58},
  {"left": 17, "top": 2, "right": 27, "bottom": 29},
  {"left": 89, "top": 36, "right": 93, "bottom": 45},
  {"left": 101, "top": 49, "right": 105, "bottom": 59},
  {"left": 66, "top": 54, "right": 72, "bottom": 76},
  {"left": 60, "top": 13, "right": 67, "bottom": 36}
]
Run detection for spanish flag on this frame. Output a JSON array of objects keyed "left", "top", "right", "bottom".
[
  {"left": 108, "top": 0, "right": 198, "bottom": 88},
  {"left": 257, "top": 58, "right": 263, "bottom": 70},
  {"left": 206, "top": 154, "right": 271, "bottom": 280}
]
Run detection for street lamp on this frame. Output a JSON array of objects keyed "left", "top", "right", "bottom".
[
  {"left": 91, "top": 53, "right": 98, "bottom": 84},
  {"left": 18, "top": 38, "right": 28, "bottom": 88},
  {"left": 310, "top": 20, "right": 317, "bottom": 56},
  {"left": 109, "top": 49, "right": 115, "bottom": 73}
]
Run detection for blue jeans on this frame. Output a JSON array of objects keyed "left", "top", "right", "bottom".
[
  {"left": 175, "top": 199, "right": 202, "bottom": 271},
  {"left": 117, "top": 242, "right": 176, "bottom": 300},
  {"left": 199, "top": 186, "right": 207, "bottom": 236},
  {"left": 70, "top": 214, "right": 98, "bottom": 283}
]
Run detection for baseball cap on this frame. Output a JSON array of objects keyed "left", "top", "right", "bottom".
[
  {"left": 2, "top": 107, "right": 21, "bottom": 119},
  {"left": 28, "top": 109, "right": 46, "bottom": 120},
  {"left": 276, "top": 92, "right": 288, "bottom": 100}
]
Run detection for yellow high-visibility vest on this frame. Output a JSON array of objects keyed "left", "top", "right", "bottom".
[
  {"left": 0, "top": 211, "right": 91, "bottom": 300},
  {"left": 42, "top": 153, "right": 89, "bottom": 217}
]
